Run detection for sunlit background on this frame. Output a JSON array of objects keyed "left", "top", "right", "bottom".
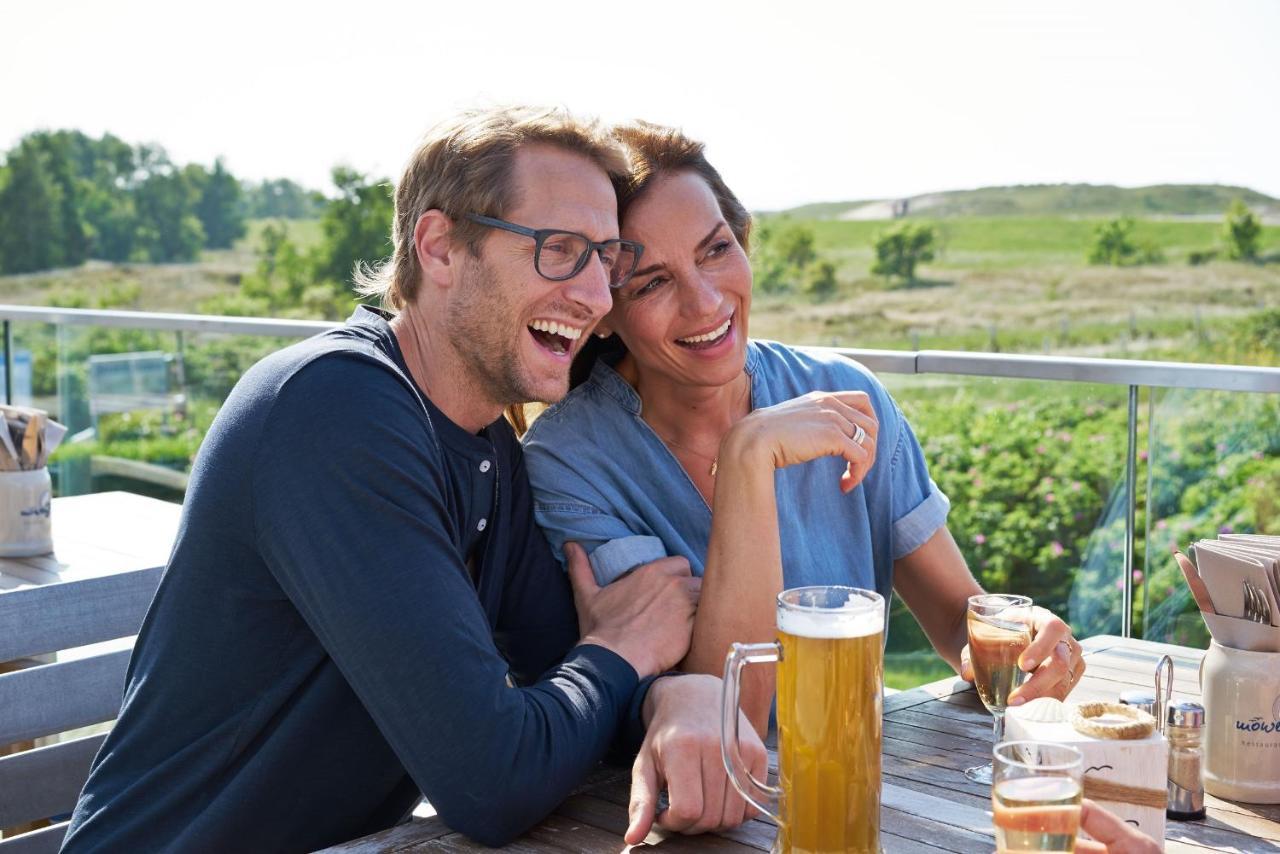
[{"left": 5, "top": 0, "right": 1278, "bottom": 208}]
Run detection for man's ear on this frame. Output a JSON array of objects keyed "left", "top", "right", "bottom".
[{"left": 413, "top": 210, "right": 458, "bottom": 288}]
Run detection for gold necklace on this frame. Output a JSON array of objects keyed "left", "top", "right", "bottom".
[
  {"left": 657, "top": 434, "right": 721, "bottom": 477},
  {"left": 648, "top": 375, "right": 751, "bottom": 478}
]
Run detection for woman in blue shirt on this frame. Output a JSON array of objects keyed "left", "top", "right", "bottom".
[{"left": 521, "top": 122, "right": 1084, "bottom": 733}]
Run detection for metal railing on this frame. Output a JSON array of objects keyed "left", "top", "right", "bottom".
[{"left": 4, "top": 303, "right": 1280, "bottom": 638}]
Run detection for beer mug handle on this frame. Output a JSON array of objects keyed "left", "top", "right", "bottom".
[{"left": 721, "top": 641, "right": 782, "bottom": 823}]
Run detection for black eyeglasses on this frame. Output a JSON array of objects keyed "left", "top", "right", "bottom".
[{"left": 465, "top": 214, "right": 643, "bottom": 289}]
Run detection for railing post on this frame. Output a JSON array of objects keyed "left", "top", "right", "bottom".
[
  {"left": 3, "top": 320, "right": 11, "bottom": 405},
  {"left": 1123, "top": 385, "right": 1139, "bottom": 639}
]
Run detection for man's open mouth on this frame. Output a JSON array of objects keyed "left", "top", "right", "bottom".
[
  {"left": 528, "top": 319, "right": 583, "bottom": 357},
  {"left": 675, "top": 313, "right": 733, "bottom": 350}
]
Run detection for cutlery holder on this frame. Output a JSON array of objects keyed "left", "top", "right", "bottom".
[
  {"left": 1200, "top": 641, "right": 1280, "bottom": 803},
  {"left": 0, "top": 468, "right": 53, "bottom": 557}
]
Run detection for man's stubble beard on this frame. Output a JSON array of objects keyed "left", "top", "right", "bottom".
[{"left": 445, "top": 255, "right": 570, "bottom": 409}]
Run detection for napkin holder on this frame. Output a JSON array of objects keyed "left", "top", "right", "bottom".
[
  {"left": 0, "top": 467, "right": 53, "bottom": 557},
  {"left": 1006, "top": 699, "right": 1167, "bottom": 849}
]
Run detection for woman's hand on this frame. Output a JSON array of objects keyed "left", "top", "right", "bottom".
[
  {"left": 723, "top": 390, "right": 879, "bottom": 493},
  {"left": 959, "top": 605, "right": 1086, "bottom": 703}
]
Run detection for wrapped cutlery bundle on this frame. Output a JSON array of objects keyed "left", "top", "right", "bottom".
[
  {"left": 1176, "top": 536, "right": 1280, "bottom": 803},
  {"left": 0, "top": 405, "right": 66, "bottom": 557}
]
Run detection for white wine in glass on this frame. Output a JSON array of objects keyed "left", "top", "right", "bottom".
[
  {"left": 964, "top": 594, "right": 1033, "bottom": 785},
  {"left": 992, "top": 742, "right": 1083, "bottom": 853}
]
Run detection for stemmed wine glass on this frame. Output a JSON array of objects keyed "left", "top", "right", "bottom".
[{"left": 964, "top": 593, "right": 1033, "bottom": 785}]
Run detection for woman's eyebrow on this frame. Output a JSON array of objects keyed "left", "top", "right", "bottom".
[
  {"left": 630, "top": 222, "right": 727, "bottom": 279},
  {"left": 695, "top": 222, "right": 726, "bottom": 251}
]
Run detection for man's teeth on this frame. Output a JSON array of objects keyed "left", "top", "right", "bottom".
[
  {"left": 677, "top": 316, "right": 732, "bottom": 345},
  {"left": 528, "top": 320, "right": 583, "bottom": 341}
]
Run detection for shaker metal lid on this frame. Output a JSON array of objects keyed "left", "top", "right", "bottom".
[
  {"left": 1120, "top": 690, "right": 1157, "bottom": 713},
  {"left": 1167, "top": 700, "right": 1205, "bottom": 728}
]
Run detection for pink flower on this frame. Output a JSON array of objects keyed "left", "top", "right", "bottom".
[
  {"left": 1071, "top": 481, "right": 1083, "bottom": 492},
  {"left": 1046, "top": 492, "right": 1056, "bottom": 503},
  {"left": 974, "top": 533, "right": 987, "bottom": 545},
  {"left": 1138, "top": 450, "right": 1148, "bottom": 461},
  {"left": 1036, "top": 444, "right": 1047, "bottom": 455},
  {"left": 1058, "top": 432, "right": 1073, "bottom": 443},
  {"left": 1217, "top": 442, "right": 1228, "bottom": 453},
  {"left": 1051, "top": 541, "right": 1065, "bottom": 557},
  {"left": 1253, "top": 451, "right": 1265, "bottom": 461},
  {"left": 1132, "top": 570, "right": 1144, "bottom": 584},
  {"left": 1220, "top": 525, "right": 1234, "bottom": 534},
  {"left": 1115, "top": 578, "right": 1125, "bottom": 590},
  {"left": 1156, "top": 519, "right": 1168, "bottom": 530}
]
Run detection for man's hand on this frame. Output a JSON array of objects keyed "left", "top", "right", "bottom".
[
  {"left": 1074, "top": 799, "right": 1162, "bottom": 853},
  {"left": 567, "top": 542, "right": 699, "bottom": 678},
  {"left": 625, "top": 674, "right": 767, "bottom": 845},
  {"left": 959, "top": 606, "right": 1085, "bottom": 703}
]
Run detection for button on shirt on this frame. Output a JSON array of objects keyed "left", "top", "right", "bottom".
[{"left": 522, "top": 340, "right": 950, "bottom": 609}]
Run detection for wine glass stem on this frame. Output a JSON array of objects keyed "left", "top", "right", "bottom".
[{"left": 991, "top": 711, "right": 1005, "bottom": 748}]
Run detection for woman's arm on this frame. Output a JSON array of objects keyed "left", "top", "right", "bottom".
[
  {"left": 892, "top": 526, "right": 983, "bottom": 674},
  {"left": 681, "top": 391, "right": 880, "bottom": 737}
]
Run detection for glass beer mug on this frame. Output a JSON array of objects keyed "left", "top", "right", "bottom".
[{"left": 721, "top": 586, "right": 885, "bottom": 854}]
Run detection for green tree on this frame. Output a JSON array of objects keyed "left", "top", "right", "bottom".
[
  {"left": 752, "top": 219, "right": 820, "bottom": 293},
  {"left": 871, "top": 222, "right": 936, "bottom": 283},
  {"left": 311, "top": 167, "right": 394, "bottom": 287},
  {"left": 133, "top": 166, "right": 205, "bottom": 262},
  {"left": 1087, "top": 217, "right": 1164, "bottom": 266},
  {"left": 0, "top": 146, "right": 65, "bottom": 273},
  {"left": 802, "top": 260, "right": 838, "bottom": 300},
  {"left": 1222, "top": 199, "right": 1262, "bottom": 261},
  {"left": 242, "top": 178, "right": 322, "bottom": 219},
  {"left": 191, "top": 159, "right": 247, "bottom": 249}
]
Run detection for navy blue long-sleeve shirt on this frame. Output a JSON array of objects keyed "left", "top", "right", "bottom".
[{"left": 62, "top": 307, "right": 649, "bottom": 852}]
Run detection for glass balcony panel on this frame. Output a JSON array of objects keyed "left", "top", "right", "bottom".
[
  {"left": 878, "top": 371, "right": 1131, "bottom": 689},
  {"left": 1140, "top": 386, "right": 1280, "bottom": 648}
]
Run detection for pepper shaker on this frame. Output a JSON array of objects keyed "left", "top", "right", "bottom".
[{"left": 1166, "top": 700, "right": 1206, "bottom": 821}]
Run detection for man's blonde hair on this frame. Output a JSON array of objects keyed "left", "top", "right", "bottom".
[{"left": 356, "top": 106, "right": 629, "bottom": 311}]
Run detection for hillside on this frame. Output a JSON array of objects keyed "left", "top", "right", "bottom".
[{"left": 780, "top": 183, "right": 1279, "bottom": 221}]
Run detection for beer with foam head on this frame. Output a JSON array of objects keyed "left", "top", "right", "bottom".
[{"left": 722, "top": 586, "right": 884, "bottom": 854}]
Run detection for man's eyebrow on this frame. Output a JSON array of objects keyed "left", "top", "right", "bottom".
[{"left": 630, "top": 222, "right": 728, "bottom": 279}]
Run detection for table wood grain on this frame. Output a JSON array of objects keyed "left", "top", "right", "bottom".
[{"left": 323, "top": 636, "right": 1280, "bottom": 853}]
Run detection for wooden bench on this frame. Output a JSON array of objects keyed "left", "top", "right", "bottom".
[{"left": 0, "top": 494, "right": 180, "bottom": 853}]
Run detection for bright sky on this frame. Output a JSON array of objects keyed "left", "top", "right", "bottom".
[{"left": 3, "top": 0, "right": 1278, "bottom": 210}]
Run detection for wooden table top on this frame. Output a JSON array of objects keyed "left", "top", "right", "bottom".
[{"left": 324, "top": 636, "right": 1280, "bottom": 853}]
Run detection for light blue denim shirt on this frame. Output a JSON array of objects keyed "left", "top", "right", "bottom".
[{"left": 522, "top": 340, "right": 949, "bottom": 605}]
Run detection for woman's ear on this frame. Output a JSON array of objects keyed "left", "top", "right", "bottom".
[
  {"left": 592, "top": 320, "right": 614, "bottom": 339},
  {"left": 413, "top": 210, "right": 457, "bottom": 289}
]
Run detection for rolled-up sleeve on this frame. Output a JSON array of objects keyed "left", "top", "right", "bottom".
[{"left": 886, "top": 403, "right": 951, "bottom": 559}]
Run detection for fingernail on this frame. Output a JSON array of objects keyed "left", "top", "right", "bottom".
[
  {"left": 1009, "top": 696, "right": 1026, "bottom": 706},
  {"left": 1021, "top": 657, "right": 1038, "bottom": 670}
]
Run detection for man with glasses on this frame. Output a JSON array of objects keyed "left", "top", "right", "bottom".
[{"left": 62, "top": 107, "right": 765, "bottom": 852}]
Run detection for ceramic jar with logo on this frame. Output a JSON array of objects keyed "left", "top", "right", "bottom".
[
  {"left": 1201, "top": 640, "right": 1280, "bottom": 803},
  {"left": 0, "top": 467, "right": 52, "bottom": 557}
]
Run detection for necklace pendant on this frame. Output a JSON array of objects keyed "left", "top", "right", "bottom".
[{"left": 709, "top": 458, "right": 718, "bottom": 477}]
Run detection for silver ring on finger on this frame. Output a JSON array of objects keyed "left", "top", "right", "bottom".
[{"left": 853, "top": 423, "right": 867, "bottom": 446}]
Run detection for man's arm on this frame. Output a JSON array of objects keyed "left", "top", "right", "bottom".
[{"left": 252, "top": 358, "right": 676, "bottom": 845}]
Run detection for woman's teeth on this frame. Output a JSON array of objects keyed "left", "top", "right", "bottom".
[{"left": 677, "top": 315, "right": 732, "bottom": 345}]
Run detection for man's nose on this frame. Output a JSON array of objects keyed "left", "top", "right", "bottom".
[{"left": 563, "top": 252, "right": 614, "bottom": 319}]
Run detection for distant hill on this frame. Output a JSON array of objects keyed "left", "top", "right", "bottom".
[{"left": 778, "top": 184, "right": 1279, "bottom": 221}]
